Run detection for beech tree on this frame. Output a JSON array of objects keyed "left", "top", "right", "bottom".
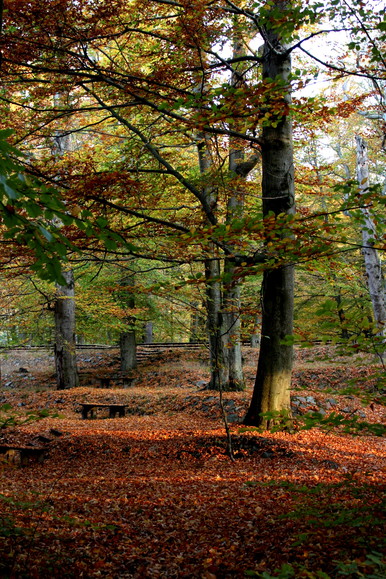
[
  {"left": 355, "top": 135, "right": 386, "bottom": 359},
  {"left": 243, "top": 0, "right": 295, "bottom": 425},
  {"left": 54, "top": 269, "right": 79, "bottom": 389}
]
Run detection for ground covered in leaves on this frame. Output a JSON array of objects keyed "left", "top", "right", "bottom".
[{"left": 0, "top": 346, "right": 385, "bottom": 578}]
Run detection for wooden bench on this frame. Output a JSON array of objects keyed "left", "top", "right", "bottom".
[
  {"left": 79, "top": 402, "right": 128, "bottom": 419},
  {"left": 0, "top": 445, "right": 47, "bottom": 466}
]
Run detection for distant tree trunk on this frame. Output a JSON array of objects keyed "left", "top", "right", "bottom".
[
  {"left": 143, "top": 322, "right": 153, "bottom": 344},
  {"left": 250, "top": 315, "right": 261, "bottom": 347},
  {"left": 200, "top": 24, "right": 259, "bottom": 391},
  {"left": 356, "top": 135, "right": 386, "bottom": 358},
  {"left": 119, "top": 275, "right": 137, "bottom": 371},
  {"left": 221, "top": 22, "right": 260, "bottom": 391},
  {"left": 220, "top": 30, "right": 248, "bottom": 393},
  {"left": 189, "top": 302, "right": 205, "bottom": 343},
  {"left": 196, "top": 117, "right": 227, "bottom": 388},
  {"left": 54, "top": 269, "right": 79, "bottom": 390},
  {"left": 310, "top": 139, "right": 350, "bottom": 340},
  {"left": 334, "top": 288, "right": 349, "bottom": 340},
  {"left": 244, "top": 2, "right": 295, "bottom": 427},
  {"left": 204, "top": 254, "right": 226, "bottom": 389}
]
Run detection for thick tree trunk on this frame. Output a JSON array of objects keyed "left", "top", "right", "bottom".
[
  {"left": 54, "top": 270, "right": 79, "bottom": 390},
  {"left": 356, "top": 135, "right": 386, "bottom": 358},
  {"left": 119, "top": 276, "right": 137, "bottom": 371},
  {"left": 244, "top": 268, "right": 294, "bottom": 425},
  {"left": 244, "top": 4, "right": 295, "bottom": 426}
]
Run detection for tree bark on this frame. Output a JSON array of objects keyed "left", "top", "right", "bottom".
[
  {"left": 204, "top": 254, "right": 226, "bottom": 389},
  {"left": 54, "top": 270, "right": 79, "bottom": 390},
  {"left": 119, "top": 275, "right": 137, "bottom": 371},
  {"left": 356, "top": 135, "right": 386, "bottom": 358},
  {"left": 244, "top": 2, "right": 295, "bottom": 426},
  {"left": 143, "top": 322, "right": 153, "bottom": 344}
]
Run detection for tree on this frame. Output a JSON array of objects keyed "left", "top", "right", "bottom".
[
  {"left": 118, "top": 274, "right": 137, "bottom": 371},
  {"left": 243, "top": 0, "right": 295, "bottom": 426},
  {"left": 51, "top": 106, "right": 79, "bottom": 390},
  {"left": 54, "top": 268, "right": 78, "bottom": 389},
  {"left": 355, "top": 134, "right": 386, "bottom": 360}
]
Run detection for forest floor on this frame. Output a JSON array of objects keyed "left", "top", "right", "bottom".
[{"left": 0, "top": 345, "right": 385, "bottom": 578}]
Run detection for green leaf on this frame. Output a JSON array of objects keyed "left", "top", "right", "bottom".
[{"left": 37, "top": 225, "right": 54, "bottom": 242}]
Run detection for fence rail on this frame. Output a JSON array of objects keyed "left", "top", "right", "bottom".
[{"left": 0, "top": 341, "right": 257, "bottom": 353}]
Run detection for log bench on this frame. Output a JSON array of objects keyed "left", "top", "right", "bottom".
[
  {"left": 79, "top": 402, "right": 128, "bottom": 419},
  {"left": 0, "top": 445, "right": 47, "bottom": 466}
]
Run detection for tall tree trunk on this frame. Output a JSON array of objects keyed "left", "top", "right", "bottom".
[
  {"left": 196, "top": 121, "right": 227, "bottom": 388},
  {"left": 356, "top": 135, "right": 386, "bottom": 358},
  {"left": 52, "top": 97, "right": 78, "bottom": 390},
  {"left": 201, "top": 24, "right": 259, "bottom": 391},
  {"left": 54, "top": 269, "right": 79, "bottom": 390},
  {"left": 220, "top": 27, "right": 251, "bottom": 392},
  {"left": 204, "top": 254, "right": 226, "bottom": 389},
  {"left": 244, "top": 2, "right": 295, "bottom": 426},
  {"left": 119, "top": 275, "right": 137, "bottom": 371}
]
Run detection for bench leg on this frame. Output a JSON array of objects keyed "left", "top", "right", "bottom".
[{"left": 82, "top": 406, "right": 95, "bottom": 419}]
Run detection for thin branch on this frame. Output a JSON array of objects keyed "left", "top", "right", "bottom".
[{"left": 80, "top": 83, "right": 218, "bottom": 225}]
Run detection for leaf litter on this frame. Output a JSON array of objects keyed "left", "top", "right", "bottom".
[{"left": 0, "top": 346, "right": 385, "bottom": 578}]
